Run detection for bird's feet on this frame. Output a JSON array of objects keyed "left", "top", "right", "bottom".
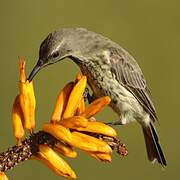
[
  {"left": 83, "top": 87, "right": 95, "bottom": 104},
  {"left": 106, "top": 120, "right": 124, "bottom": 126}
]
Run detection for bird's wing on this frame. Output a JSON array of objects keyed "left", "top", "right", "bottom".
[{"left": 109, "top": 48, "right": 157, "bottom": 121}]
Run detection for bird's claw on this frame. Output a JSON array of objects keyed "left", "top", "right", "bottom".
[
  {"left": 106, "top": 121, "right": 124, "bottom": 126},
  {"left": 83, "top": 87, "right": 95, "bottom": 104}
]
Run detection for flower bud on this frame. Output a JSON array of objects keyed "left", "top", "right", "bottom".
[
  {"left": 81, "top": 96, "right": 111, "bottom": 118},
  {"left": 43, "top": 123, "right": 72, "bottom": 144},
  {"left": 51, "top": 82, "right": 74, "bottom": 123},
  {"left": 37, "top": 145, "right": 76, "bottom": 179},
  {"left": 12, "top": 95, "right": 25, "bottom": 142},
  {"left": 18, "top": 58, "right": 36, "bottom": 132},
  {"left": 59, "top": 116, "right": 88, "bottom": 129},
  {"left": 63, "top": 76, "right": 87, "bottom": 119},
  {"left": 70, "top": 131, "right": 112, "bottom": 153},
  {"left": 76, "top": 121, "right": 117, "bottom": 137}
]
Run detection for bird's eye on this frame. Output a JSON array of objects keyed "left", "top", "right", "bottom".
[{"left": 52, "top": 51, "right": 59, "bottom": 58}]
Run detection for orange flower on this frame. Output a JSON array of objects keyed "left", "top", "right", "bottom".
[
  {"left": 62, "top": 76, "right": 87, "bottom": 119},
  {"left": 37, "top": 145, "right": 76, "bottom": 179},
  {"left": 18, "top": 57, "right": 36, "bottom": 132},
  {"left": 51, "top": 82, "right": 74, "bottom": 123},
  {"left": 80, "top": 96, "right": 111, "bottom": 118},
  {"left": 12, "top": 95, "right": 25, "bottom": 143},
  {"left": 43, "top": 123, "right": 72, "bottom": 144}
]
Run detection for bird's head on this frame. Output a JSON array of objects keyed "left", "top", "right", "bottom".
[
  {"left": 28, "top": 27, "right": 97, "bottom": 81},
  {"left": 28, "top": 28, "right": 73, "bottom": 81},
  {"left": 28, "top": 27, "right": 110, "bottom": 81}
]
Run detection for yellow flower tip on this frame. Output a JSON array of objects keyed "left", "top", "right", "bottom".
[
  {"left": 0, "top": 172, "right": 8, "bottom": 180},
  {"left": 43, "top": 123, "right": 72, "bottom": 144},
  {"left": 70, "top": 131, "right": 112, "bottom": 153},
  {"left": 51, "top": 82, "right": 74, "bottom": 123},
  {"left": 37, "top": 145, "right": 76, "bottom": 179},
  {"left": 75, "top": 72, "right": 83, "bottom": 82},
  {"left": 63, "top": 76, "right": 87, "bottom": 119},
  {"left": 59, "top": 116, "right": 88, "bottom": 129},
  {"left": 76, "top": 121, "right": 117, "bottom": 137},
  {"left": 18, "top": 56, "right": 26, "bottom": 83},
  {"left": 81, "top": 96, "right": 111, "bottom": 119},
  {"left": 12, "top": 95, "right": 25, "bottom": 141},
  {"left": 54, "top": 142, "right": 77, "bottom": 158}
]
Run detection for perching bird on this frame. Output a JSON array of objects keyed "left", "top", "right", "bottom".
[{"left": 28, "top": 27, "right": 166, "bottom": 166}]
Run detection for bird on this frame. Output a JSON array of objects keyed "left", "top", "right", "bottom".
[{"left": 28, "top": 27, "right": 166, "bottom": 166}]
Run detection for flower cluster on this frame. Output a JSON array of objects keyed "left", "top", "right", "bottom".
[{"left": 0, "top": 58, "right": 127, "bottom": 180}]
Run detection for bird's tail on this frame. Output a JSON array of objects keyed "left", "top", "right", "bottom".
[{"left": 142, "top": 122, "right": 167, "bottom": 167}]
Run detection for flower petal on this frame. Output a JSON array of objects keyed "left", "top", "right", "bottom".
[
  {"left": 0, "top": 172, "right": 8, "bottom": 180},
  {"left": 54, "top": 142, "right": 77, "bottom": 158},
  {"left": 70, "top": 131, "right": 112, "bottom": 153},
  {"left": 81, "top": 96, "right": 111, "bottom": 118},
  {"left": 27, "top": 82, "right": 36, "bottom": 129},
  {"left": 63, "top": 76, "right": 87, "bottom": 119},
  {"left": 43, "top": 123, "right": 72, "bottom": 144},
  {"left": 51, "top": 82, "right": 74, "bottom": 123},
  {"left": 12, "top": 95, "right": 25, "bottom": 141},
  {"left": 59, "top": 116, "right": 88, "bottom": 129},
  {"left": 76, "top": 121, "right": 117, "bottom": 137},
  {"left": 37, "top": 145, "right": 76, "bottom": 179},
  {"left": 19, "top": 81, "right": 36, "bottom": 131}
]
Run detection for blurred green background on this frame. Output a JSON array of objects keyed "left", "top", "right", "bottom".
[{"left": 0, "top": 0, "right": 179, "bottom": 179}]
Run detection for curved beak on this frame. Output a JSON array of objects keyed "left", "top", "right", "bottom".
[{"left": 27, "top": 64, "right": 41, "bottom": 82}]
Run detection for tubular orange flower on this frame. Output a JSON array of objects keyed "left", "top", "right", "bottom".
[
  {"left": 37, "top": 145, "right": 76, "bottom": 179},
  {"left": 18, "top": 58, "right": 36, "bottom": 132},
  {"left": 43, "top": 123, "right": 72, "bottom": 144},
  {"left": 51, "top": 82, "right": 74, "bottom": 123},
  {"left": 80, "top": 96, "right": 111, "bottom": 118},
  {"left": 0, "top": 172, "right": 8, "bottom": 180},
  {"left": 75, "top": 121, "right": 117, "bottom": 137},
  {"left": 62, "top": 76, "right": 87, "bottom": 119},
  {"left": 59, "top": 116, "right": 88, "bottom": 129},
  {"left": 70, "top": 131, "right": 112, "bottom": 153},
  {"left": 12, "top": 95, "right": 25, "bottom": 142}
]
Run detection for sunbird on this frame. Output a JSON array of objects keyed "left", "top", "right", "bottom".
[{"left": 28, "top": 28, "right": 166, "bottom": 166}]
